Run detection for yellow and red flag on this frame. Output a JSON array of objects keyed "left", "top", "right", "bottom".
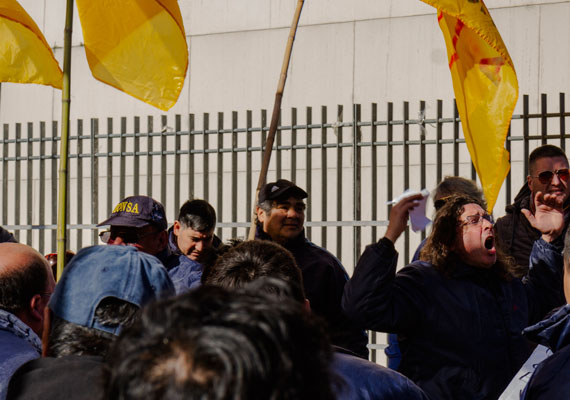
[
  {"left": 0, "top": 0, "right": 62, "bottom": 88},
  {"left": 421, "top": 0, "right": 518, "bottom": 212},
  {"left": 76, "top": 0, "right": 188, "bottom": 111}
]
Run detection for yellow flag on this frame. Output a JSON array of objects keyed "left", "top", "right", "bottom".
[
  {"left": 76, "top": 0, "right": 188, "bottom": 111},
  {"left": 421, "top": 0, "right": 518, "bottom": 212},
  {"left": 0, "top": 0, "right": 62, "bottom": 88}
]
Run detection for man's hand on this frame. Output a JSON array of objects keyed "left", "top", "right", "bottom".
[
  {"left": 522, "top": 191, "right": 565, "bottom": 242},
  {"left": 384, "top": 194, "right": 423, "bottom": 244}
]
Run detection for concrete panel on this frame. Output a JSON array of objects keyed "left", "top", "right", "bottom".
[{"left": 539, "top": 3, "right": 570, "bottom": 99}]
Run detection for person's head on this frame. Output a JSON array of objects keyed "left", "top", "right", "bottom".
[
  {"left": 256, "top": 179, "right": 308, "bottom": 244},
  {"left": 105, "top": 285, "right": 335, "bottom": 400},
  {"left": 97, "top": 196, "right": 168, "bottom": 256},
  {"left": 45, "top": 245, "right": 174, "bottom": 357},
  {"left": 421, "top": 196, "right": 511, "bottom": 276},
  {"left": 173, "top": 199, "right": 216, "bottom": 262},
  {"left": 0, "top": 243, "right": 55, "bottom": 337},
  {"left": 45, "top": 250, "right": 75, "bottom": 281},
  {"left": 527, "top": 145, "right": 570, "bottom": 204},
  {"left": 202, "top": 240, "right": 306, "bottom": 304},
  {"left": 433, "top": 176, "right": 486, "bottom": 211}
]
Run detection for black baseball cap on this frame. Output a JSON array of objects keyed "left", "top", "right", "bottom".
[
  {"left": 97, "top": 195, "right": 167, "bottom": 230},
  {"left": 258, "top": 179, "right": 308, "bottom": 203}
]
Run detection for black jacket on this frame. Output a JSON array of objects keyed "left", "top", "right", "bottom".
[
  {"left": 342, "top": 237, "right": 564, "bottom": 400},
  {"left": 255, "top": 225, "right": 369, "bottom": 359},
  {"left": 522, "top": 304, "right": 570, "bottom": 399}
]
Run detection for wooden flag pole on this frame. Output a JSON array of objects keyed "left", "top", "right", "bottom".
[
  {"left": 247, "top": 0, "right": 305, "bottom": 240},
  {"left": 56, "top": 0, "right": 74, "bottom": 280}
]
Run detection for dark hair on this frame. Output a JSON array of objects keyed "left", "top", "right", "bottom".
[
  {"left": 0, "top": 257, "right": 48, "bottom": 314},
  {"left": 433, "top": 176, "right": 486, "bottom": 211},
  {"left": 177, "top": 199, "right": 216, "bottom": 233},
  {"left": 529, "top": 144, "right": 568, "bottom": 174},
  {"left": 420, "top": 195, "right": 512, "bottom": 279},
  {"left": 202, "top": 240, "right": 306, "bottom": 304},
  {"left": 105, "top": 286, "right": 336, "bottom": 400},
  {"left": 47, "top": 297, "right": 139, "bottom": 358}
]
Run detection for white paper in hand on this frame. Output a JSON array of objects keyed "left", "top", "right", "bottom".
[{"left": 387, "top": 189, "right": 431, "bottom": 232}]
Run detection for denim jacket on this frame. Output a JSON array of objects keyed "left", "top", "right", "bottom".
[{"left": 0, "top": 309, "right": 42, "bottom": 399}]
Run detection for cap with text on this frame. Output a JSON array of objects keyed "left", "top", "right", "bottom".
[{"left": 97, "top": 195, "right": 167, "bottom": 230}]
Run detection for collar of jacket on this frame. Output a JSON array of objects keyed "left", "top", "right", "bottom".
[
  {"left": 523, "top": 304, "right": 570, "bottom": 352},
  {"left": 254, "top": 223, "right": 306, "bottom": 250},
  {"left": 0, "top": 309, "right": 42, "bottom": 354}
]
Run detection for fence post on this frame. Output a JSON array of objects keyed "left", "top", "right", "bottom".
[{"left": 353, "top": 104, "right": 362, "bottom": 266}]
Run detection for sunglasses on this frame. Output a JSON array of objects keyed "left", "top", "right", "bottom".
[
  {"left": 531, "top": 168, "right": 570, "bottom": 184},
  {"left": 99, "top": 227, "right": 158, "bottom": 244},
  {"left": 459, "top": 213, "right": 494, "bottom": 227}
]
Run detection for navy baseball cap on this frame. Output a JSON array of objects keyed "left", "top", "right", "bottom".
[
  {"left": 258, "top": 179, "right": 308, "bottom": 203},
  {"left": 49, "top": 245, "right": 175, "bottom": 335},
  {"left": 97, "top": 195, "right": 167, "bottom": 230}
]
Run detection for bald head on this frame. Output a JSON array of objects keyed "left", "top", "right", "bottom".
[{"left": 0, "top": 243, "right": 55, "bottom": 336}]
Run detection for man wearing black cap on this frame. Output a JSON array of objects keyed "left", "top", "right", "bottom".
[
  {"left": 97, "top": 195, "right": 169, "bottom": 262},
  {"left": 255, "top": 179, "right": 368, "bottom": 359}
]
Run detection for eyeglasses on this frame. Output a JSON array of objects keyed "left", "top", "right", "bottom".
[
  {"left": 459, "top": 213, "right": 494, "bottom": 227},
  {"left": 99, "top": 227, "right": 159, "bottom": 244},
  {"left": 531, "top": 168, "right": 570, "bottom": 184}
]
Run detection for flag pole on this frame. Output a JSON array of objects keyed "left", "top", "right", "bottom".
[
  {"left": 56, "top": 0, "right": 74, "bottom": 280},
  {"left": 247, "top": 0, "right": 305, "bottom": 240}
]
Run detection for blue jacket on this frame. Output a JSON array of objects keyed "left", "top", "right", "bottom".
[
  {"left": 343, "top": 237, "right": 564, "bottom": 400},
  {"left": 0, "top": 310, "right": 41, "bottom": 400},
  {"left": 165, "top": 229, "right": 203, "bottom": 294},
  {"left": 332, "top": 351, "right": 429, "bottom": 400},
  {"left": 521, "top": 304, "right": 570, "bottom": 399},
  {"left": 256, "top": 225, "right": 369, "bottom": 359}
]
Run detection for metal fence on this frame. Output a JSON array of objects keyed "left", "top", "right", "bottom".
[{"left": 2, "top": 92, "right": 570, "bottom": 363}]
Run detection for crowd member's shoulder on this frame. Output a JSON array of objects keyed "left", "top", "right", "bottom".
[{"left": 0, "top": 226, "right": 16, "bottom": 243}]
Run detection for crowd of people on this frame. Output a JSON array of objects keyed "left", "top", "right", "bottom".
[{"left": 1, "top": 144, "right": 570, "bottom": 399}]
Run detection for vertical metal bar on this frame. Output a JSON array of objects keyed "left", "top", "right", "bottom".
[
  {"left": 291, "top": 108, "right": 297, "bottom": 182},
  {"left": 353, "top": 104, "right": 362, "bottom": 265},
  {"left": 387, "top": 102, "right": 393, "bottom": 231},
  {"left": 453, "top": 100, "right": 459, "bottom": 176},
  {"left": 336, "top": 105, "right": 343, "bottom": 260},
  {"left": 276, "top": 113, "right": 282, "bottom": 178},
  {"left": 420, "top": 101, "right": 426, "bottom": 242},
  {"left": 107, "top": 118, "right": 114, "bottom": 212},
  {"left": 2, "top": 125, "right": 7, "bottom": 229},
  {"left": 523, "top": 95, "right": 529, "bottom": 175},
  {"left": 231, "top": 111, "right": 238, "bottom": 239},
  {"left": 216, "top": 112, "right": 223, "bottom": 239},
  {"left": 403, "top": 102, "right": 410, "bottom": 265},
  {"left": 188, "top": 114, "right": 195, "bottom": 199},
  {"left": 541, "top": 93, "right": 547, "bottom": 145},
  {"left": 76, "top": 119, "right": 83, "bottom": 251},
  {"left": 505, "top": 124, "right": 512, "bottom": 205},
  {"left": 246, "top": 111, "right": 252, "bottom": 233},
  {"left": 91, "top": 118, "right": 99, "bottom": 244},
  {"left": 134, "top": 117, "right": 140, "bottom": 196},
  {"left": 305, "top": 107, "right": 312, "bottom": 239},
  {"left": 120, "top": 117, "right": 126, "bottom": 200},
  {"left": 174, "top": 114, "right": 181, "bottom": 213},
  {"left": 560, "top": 93, "right": 566, "bottom": 151},
  {"left": 147, "top": 116, "right": 154, "bottom": 198},
  {"left": 14, "top": 123, "right": 21, "bottom": 241},
  {"left": 436, "top": 100, "right": 443, "bottom": 183},
  {"left": 26, "top": 123, "right": 33, "bottom": 245},
  {"left": 203, "top": 113, "right": 209, "bottom": 200},
  {"left": 51, "top": 121, "right": 58, "bottom": 249},
  {"left": 161, "top": 115, "right": 167, "bottom": 205},
  {"left": 321, "top": 105, "right": 327, "bottom": 248},
  {"left": 371, "top": 103, "right": 378, "bottom": 242},
  {"left": 39, "top": 122, "right": 46, "bottom": 253}
]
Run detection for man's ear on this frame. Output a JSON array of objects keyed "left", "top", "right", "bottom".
[
  {"left": 256, "top": 207, "right": 266, "bottom": 224},
  {"left": 304, "top": 298, "right": 311, "bottom": 312},
  {"left": 173, "top": 221, "right": 181, "bottom": 236},
  {"left": 157, "top": 230, "right": 168, "bottom": 249},
  {"left": 29, "top": 294, "right": 44, "bottom": 322},
  {"left": 527, "top": 175, "right": 533, "bottom": 191},
  {"left": 42, "top": 307, "right": 52, "bottom": 357}
]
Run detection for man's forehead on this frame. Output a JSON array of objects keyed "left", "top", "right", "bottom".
[
  {"left": 531, "top": 156, "right": 569, "bottom": 170},
  {"left": 181, "top": 225, "right": 214, "bottom": 238}
]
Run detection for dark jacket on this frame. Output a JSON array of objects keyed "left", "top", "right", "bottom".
[
  {"left": 495, "top": 183, "right": 568, "bottom": 278},
  {"left": 0, "top": 227, "right": 16, "bottom": 243},
  {"left": 342, "top": 237, "right": 564, "bottom": 400},
  {"left": 255, "top": 225, "right": 369, "bottom": 359},
  {"left": 332, "top": 350, "right": 429, "bottom": 400},
  {"left": 521, "top": 304, "right": 570, "bottom": 399},
  {"left": 7, "top": 355, "right": 104, "bottom": 400},
  {"left": 165, "top": 228, "right": 203, "bottom": 294}
]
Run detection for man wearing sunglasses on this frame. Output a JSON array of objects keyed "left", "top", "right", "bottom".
[
  {"left": 97, "top": 195, "right": 169, "bottom": 263},
  {"left": 496, "top": 144, "right": 570, "bottom": 277}
]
